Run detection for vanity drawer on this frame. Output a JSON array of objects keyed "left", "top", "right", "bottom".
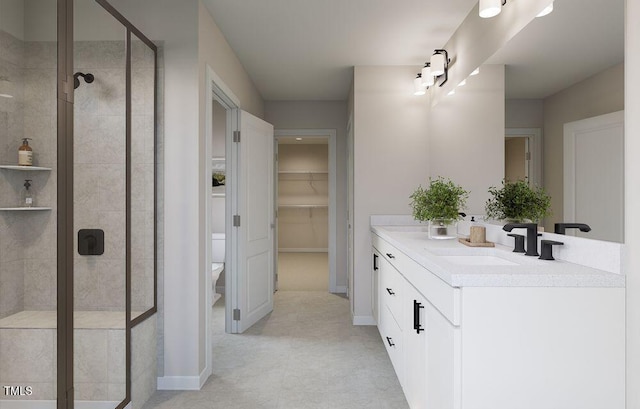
[
  {"left": 380, "top": 255, "right": 404, "bottom": 327},
  {"left": 380, "top": 304, "right": 404, "bottom": 385},
  {"left": 372, "top": 234, "right": 403, "bottom": 271}
]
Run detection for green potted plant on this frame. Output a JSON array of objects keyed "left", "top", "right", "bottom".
[
  {"left": 410, "top": 177, "right": 469, "bottom": 239},
  {"left": 485, "top": 179, "right": 551, "bottom": 223}
]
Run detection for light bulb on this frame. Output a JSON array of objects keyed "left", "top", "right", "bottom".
[
  {"left": 470, "top": 67, "right": 480, "bottom": 76},
  {"left": 414, "top": 76, "right": 426, "bottom": 96},
  {"left": 430, "top": 53, "right": 446, "bottom": 76},
  {"left": 421, "top": 65, "right": 434, "bottom": 87},
  {"left": 536, "top": 1, "right": 553, "bottom": 17},
  {"left": 479, "top": 0, "right": 502, "bottom": 18}
]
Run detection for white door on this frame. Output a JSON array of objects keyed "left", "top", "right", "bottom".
[
  {"left": 564, "top": 111, "right": 624, "bottom": 242},
  {"left": 234, "top": 110, "right": 275, "bottom": 332}
]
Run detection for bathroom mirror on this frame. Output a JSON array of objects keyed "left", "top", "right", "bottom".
[{"left": 486, "top": 0, "right": 624, "bottom": 242}]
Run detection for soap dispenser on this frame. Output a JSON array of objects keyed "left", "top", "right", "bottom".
[
  {"left": 22, "top": 179, "right": 33, "bottom": 207},
  {"left": 18, "top": 138, "right": 33, "bottom": 166}
]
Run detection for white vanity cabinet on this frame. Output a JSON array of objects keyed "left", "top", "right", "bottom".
[{"left": 372, "top": 232, "right": 625, "bottom": 409}]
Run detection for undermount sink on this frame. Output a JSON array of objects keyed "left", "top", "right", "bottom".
[{"left": 440, "top": 255, "right": 519, "bottom": 266}]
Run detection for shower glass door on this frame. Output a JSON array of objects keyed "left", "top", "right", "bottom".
[
  {"left": 73, "top": 0, "right": 127, "bottom": 406},
  {"left": 0, "top": 0, "right": 59, "bottom": 407}
]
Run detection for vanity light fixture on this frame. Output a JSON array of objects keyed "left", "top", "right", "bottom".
[
  {"left": 536, "top": 1, "right": 554, "bottom": 17},
  {"left": 421, "top": 63, "right": 435, "bottom": 87},
  {"left": 458, "top": 79, "right": 467, "bottom": 87},
  {"left": 414, "top": 73, "right": 426, "bottom": 95},
  {"left": 479, "top": 0, "right": 506, "bottom": 18},
  {"left": 470, "top": 67, "right": 480, "bottom": 76},
  {"left": 0, "top": 77, "right": 13, "bottom": 98},
  {"left": 430, "top": 49, "right": 450, "bottom": 86}
]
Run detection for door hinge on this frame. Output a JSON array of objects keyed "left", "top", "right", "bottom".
[
  {"left": 233, "top": 215, "right": 241, "bottom": 227},
  {"left": 233, "top": 309, "right": 241, "bottom": 320},
  {"left": 233, "top": 130, "right": 241, "bottom": 143},
  {"left": 525, "top": 151, "right": 531, "bottom": 160}
]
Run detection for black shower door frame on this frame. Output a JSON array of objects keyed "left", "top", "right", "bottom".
[{"left": 56, "top": 1, "right": 158, "bottom": 408}]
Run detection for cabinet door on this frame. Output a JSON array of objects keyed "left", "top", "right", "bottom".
[
  {"left": 426, "top": 300, "right": 459, "bottom": 409},
  {"left": 404, "top": 283, "right": 428, "bottom": 409},
  {"left": 373, "top": 250, "right": 380, "bottom": 324}
]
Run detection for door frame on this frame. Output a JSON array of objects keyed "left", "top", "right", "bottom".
[
  {"left": 563, "top": 110, "right": 624, "bottom": 241},
  {"left": 505, "top": 128, "right": 543, "bottom": 187},
  {"left": 274, "top": 129, "right": 339, "bottom": 293},
  {"left": 204, "top": 65, "right": 240, "bottom": 379}
]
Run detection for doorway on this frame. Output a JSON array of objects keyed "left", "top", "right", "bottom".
[
  {"left": 505, "top": 128, "right": 543, "bottom": 186},
  {"left": 274, "top": 130, "right": 337, "bottom": 294}
]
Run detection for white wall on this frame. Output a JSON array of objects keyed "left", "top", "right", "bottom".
[
  {"left": 352, "top": 66, "right": 429, "bottom": 323},
  {"left": 264, "top": 101, "right": 348, "bottom": 289},
  {"left": 542, "top": 63, "right": 624, "bottom": 229},
  {"left": 626, "top": 0, "right": 640, "bottom": 405},
  {"left": 109, "top": 0, "right": 201, "bottom": 382},
  {"left": 429, "top": 64, "right": 505, "bottom": 214},
  {"left": 505, "top": 99, "right": 544, "bottom": 129},
  {"left": 109, "top": 0, "right": 264, "bottom": 386}
]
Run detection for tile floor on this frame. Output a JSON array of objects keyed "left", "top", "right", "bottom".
[{"left": 142, "top": 291, "right": 408, "bottom": 409}]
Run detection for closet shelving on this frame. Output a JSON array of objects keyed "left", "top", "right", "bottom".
[{"left": 277, "top": 171, "right": 328, "bottom": 208}]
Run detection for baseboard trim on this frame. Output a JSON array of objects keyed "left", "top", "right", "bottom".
[
  {"left": 200, "top": 366, "right": 211, "bottom": 389},
  {"left": 157, "top": 375, "right": 202, "bottom": 391},
  {"left": 352, "top": 315, "right": 376, "bottom": 326},
  {"left": 332, "top": 286, "right": 347, "bottom": 294}
]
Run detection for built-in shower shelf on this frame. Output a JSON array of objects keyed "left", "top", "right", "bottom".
[
  {"left": 0, "top": 207, "right": 52, "bottom": 211},
  {"left": 0, "top": 165, "right": 52, "bottom": 171}
]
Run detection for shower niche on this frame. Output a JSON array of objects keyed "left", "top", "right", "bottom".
[{"left": 0, "top": 1, "right": 160, "bottom": 408}]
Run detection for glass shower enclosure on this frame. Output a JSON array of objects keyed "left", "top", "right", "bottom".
[{"left": 0, "top": 0, "right": 158, "bottom": 408}]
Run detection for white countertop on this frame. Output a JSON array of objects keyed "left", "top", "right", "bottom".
[{"left": 371, "top": 225, "right": 625, "bottom": 288}]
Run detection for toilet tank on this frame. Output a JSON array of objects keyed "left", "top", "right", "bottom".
[{"left": 212, "top": 233, "right": 225, "bottom": 262}]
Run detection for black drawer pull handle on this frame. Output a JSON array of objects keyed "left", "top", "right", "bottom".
[
  {"left": 386, "top": 337, "right": 395, "bottom": 347},
  {"left": 386, "top": 253, "right": 395, "bottom": 259},
  {"left": 386, "top": 288, "right": 395, "bottom": 295},
  {"left": 373, "top": 253, "right": 379, "bottom": 271},
  {"left": 414, "top": 300, "right": 425, "bottom": 334}
]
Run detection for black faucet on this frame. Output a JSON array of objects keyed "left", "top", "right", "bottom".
[
  {"left": 503, "top": 223, "right": 539, "bottom": 256},
  {"left": 539, "top": 240, "right": 564, "bottom": 260},
  {"left": 554, "top": 223, "right": 591, "bottom": 235}
]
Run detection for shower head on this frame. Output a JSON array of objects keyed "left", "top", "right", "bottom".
[{"left": 73, "top": 72, "right": 94, "bottom": 89}]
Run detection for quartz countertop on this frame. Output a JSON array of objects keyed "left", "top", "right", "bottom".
[{"left": 371, "top": 225, "right": 625, "bottom": 288}]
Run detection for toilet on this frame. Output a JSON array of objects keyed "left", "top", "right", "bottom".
[{"left": 211, "top": 233, "right": 225, "bottom": 306}]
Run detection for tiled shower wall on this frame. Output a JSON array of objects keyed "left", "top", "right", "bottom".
[
  {"left": 0, "top": 29, "right": 58, "bottom": 319},
  {"left": 73, "top": 40, "right": 128, "bottom": 312}
]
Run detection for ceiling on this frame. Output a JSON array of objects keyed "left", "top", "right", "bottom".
[
  {"left": 202, "top": 0, "right": 477, "bottom": 101},
  {"left": 202, "top": 0, "right": 624, "bottom": 102},
  {"left": 487, "top": 0, "right": 624, "bottom": 99}
]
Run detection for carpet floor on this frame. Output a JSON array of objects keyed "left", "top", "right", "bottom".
[{"left": 142, "top": 291, "right": 407, "bottom": 409}]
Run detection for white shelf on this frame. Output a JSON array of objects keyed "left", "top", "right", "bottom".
[
  {"left": 212, "top": 186, "right": 225, "bottom": 197},
  {"left": 0, "top": 165, "right": 52, "bottom": 171},
  {"left": 278, "top": 204, "right": 328, "bottom": 208},
  {"left": 278, "top": 171, "right": 328, "bottom": 174},
  {"left": 0, "top": 207, "right": 52, "bottom": 211}
]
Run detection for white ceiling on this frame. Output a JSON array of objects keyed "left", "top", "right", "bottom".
[
  {"left": 202, "top": 0, "right": 477, "bottom": 101},
  {"left": 202, "top": 0, "right": 624, "bottom": 102},
  {"left": 487, "top": 0, "right": 624, "bottom": 99}
]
